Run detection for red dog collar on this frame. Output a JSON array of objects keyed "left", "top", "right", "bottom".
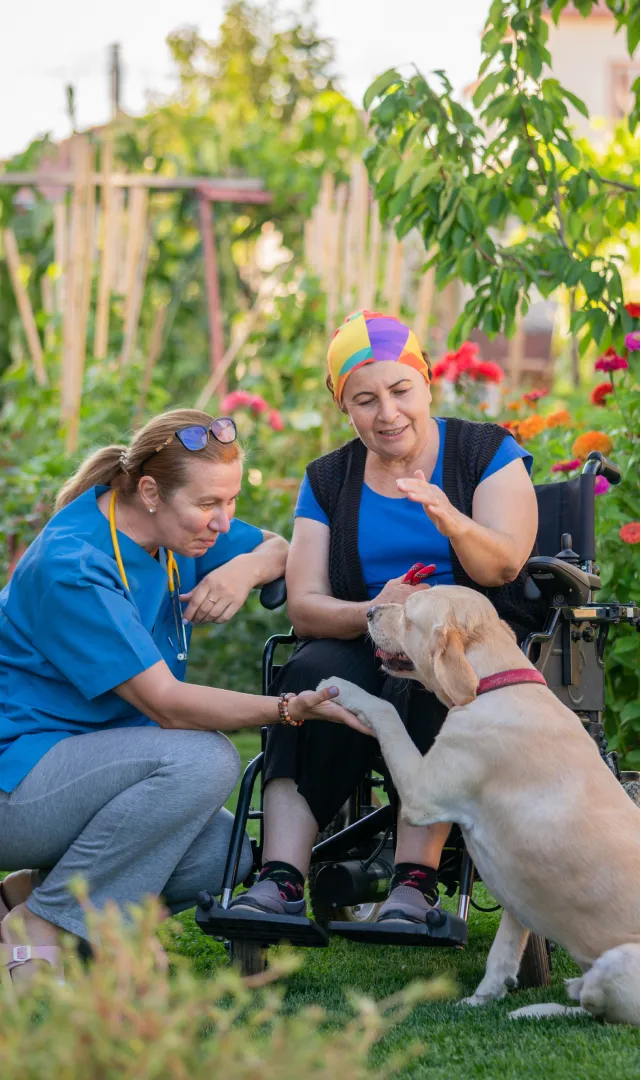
[{"left": 477, "top": 669, "right": 547, "bottom": 695}]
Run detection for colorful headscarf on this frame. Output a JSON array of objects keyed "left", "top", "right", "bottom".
[{"left": 327, "top": 310, "right": 429, "bottom": 405}]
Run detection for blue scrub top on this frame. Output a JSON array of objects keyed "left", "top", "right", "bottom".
[
  {"left": 295, "top": 417, "right": 533, "bottom": 598},
  {"left": 0, "top": 485, "right": 263, "bottom": 793}
]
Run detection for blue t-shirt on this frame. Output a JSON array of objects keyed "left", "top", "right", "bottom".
[
  {"left": 0, "top": 485, "right": 263, "bottom": 793},
  {"left": 294, "top": 418, "right": 532, "bottom": 598}
]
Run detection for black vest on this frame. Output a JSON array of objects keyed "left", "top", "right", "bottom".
[{"left": 306, "top": 417, "right": 541, "bottom": 641}]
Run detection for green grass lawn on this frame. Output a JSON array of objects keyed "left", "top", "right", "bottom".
[{"left": 163, "top": 730, "right": 640, "bottom": 1080}]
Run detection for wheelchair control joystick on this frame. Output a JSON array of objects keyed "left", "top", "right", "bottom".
[
  {"left": 197, "top": 891, "right": 215, "bottom": 913},
  {"left": 556, "top": 534, "right": 581, "bottom": 566}
]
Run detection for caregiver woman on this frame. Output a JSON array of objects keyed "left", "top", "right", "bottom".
[{"left": 0, "top": 408, "right": 362, "bottom": 988}]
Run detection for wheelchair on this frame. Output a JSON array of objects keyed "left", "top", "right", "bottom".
[{"left": 196, "top": 451, "right": 640, "bottom": 978}]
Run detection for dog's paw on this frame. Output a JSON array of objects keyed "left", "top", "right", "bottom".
[
  {"left": 457, "top": 994, "right": 495, "bottom": 1008},
  {"left": 316, "top": 677, "right": 376, "bottom": 725}
]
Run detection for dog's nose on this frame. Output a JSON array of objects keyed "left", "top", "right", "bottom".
[{"left": 366, "top": 606, "right": 378, "bottom": 620}]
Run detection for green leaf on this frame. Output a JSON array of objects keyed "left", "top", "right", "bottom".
[
  {"left": 617, "top": 695, "right": 634, "bottom": 721},
  {"left": 410, "top": 162, "right": 441, "bottom": 197},
  {"left": 472, "top": 69, "right": 504, "bottom": 108},
  {"left": 363, "top": 69, "right": 402, "bottom": 111},
  {"left": 560, "top": 87, "right": 589, "bottom": 119}
]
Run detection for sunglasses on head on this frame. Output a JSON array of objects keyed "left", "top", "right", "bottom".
[{"left": 139, "top": 417, "right": 237, "bottom": 475}]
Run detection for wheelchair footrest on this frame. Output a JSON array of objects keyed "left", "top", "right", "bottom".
[
  {"left": 195, "top": 901, "right": 329, "bottom": 948},
  {"left": 328, "top": 909, "right": 468, "bottom": 948}
]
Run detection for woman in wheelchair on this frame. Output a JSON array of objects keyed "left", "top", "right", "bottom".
[
  {"left": 231, "top": 311, "right": 543, "bottom": 931},
  {"left": 0, "top": 408, "right": 364, "bottom": 989}
]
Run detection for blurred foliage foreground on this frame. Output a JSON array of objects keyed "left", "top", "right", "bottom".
[{"left": 0, "top": 892, "right": 452, "bottom": 1079}]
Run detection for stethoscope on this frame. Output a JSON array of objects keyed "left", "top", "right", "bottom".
[{"left": 108, "top": 490, "right": 189, "bottom": 662}]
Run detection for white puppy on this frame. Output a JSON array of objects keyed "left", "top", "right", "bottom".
[{"left": 318, "top": 586, "right": 640, "bottom": 1024}]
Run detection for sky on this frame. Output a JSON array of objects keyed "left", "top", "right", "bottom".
[{"left": 1, "top": 0, "right": 486, "bottom": 159}]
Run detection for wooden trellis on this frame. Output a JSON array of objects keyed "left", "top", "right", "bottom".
[
  {"left": 0, "top": 135, "right": 271, "bottom": 451},
  {"left": 304, "top": 160, "right": 436, "bottom": 341}
]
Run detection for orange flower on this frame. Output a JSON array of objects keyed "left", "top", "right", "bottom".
[
  {"left": 620, "top": 522, "right": 640, "bottom": 544},
  {"left": 571, "top": 431, "right": 613, "bottom": 461},
  {"left": 507, "top": 400, "right": 521, "bottom": 411},
  {"left": 478, "top": 401, "right": 489, "bottom": 412},
  {"left": 545, "top": 409, "right": 572, "bottom": 428},
  {"left": 517, "top": 414, "right": 546, "bottom": 441}
]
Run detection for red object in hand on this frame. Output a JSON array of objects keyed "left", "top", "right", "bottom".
[{"left": 402, "top": 563, "right": 436, "bottom": 585}]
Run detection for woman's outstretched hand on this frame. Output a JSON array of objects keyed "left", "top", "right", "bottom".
[
  {"left": 396, "top": 470, "right": 466, "bottom": 538},
  {"left": 287, "top": 686, "right": 374, "bottom": 736}
]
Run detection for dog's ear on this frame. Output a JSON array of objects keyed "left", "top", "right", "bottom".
[{"left": 432, "top": 625, "right": 479, "bottom": 706}]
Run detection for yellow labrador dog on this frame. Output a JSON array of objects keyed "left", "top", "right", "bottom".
[{"left": 318, "top": 586, "right": 640, "bottom": 1024}]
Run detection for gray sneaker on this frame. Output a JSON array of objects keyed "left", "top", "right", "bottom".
[
  {"left": 229, "top": 878, "right": 306, "bottom": 918},
  {"left": 375, "top": 885, "right": 441, "bottom": 925}
]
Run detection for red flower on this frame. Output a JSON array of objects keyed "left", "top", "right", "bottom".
[
  {"left": 433, "top": 341, "right": 503, "bottom": 383},
  {"left": 522, "top": 388, "right": 548, "bottom": 403},
  {"left": 590, "top": 382, "right": 614, "bottom": 406},
  {"left": 475, "top": 360, "right": 504, "bottom": 383},
  {"left": 220, "top": 390, "right": 252, "bottom": 412},
  {"left": 268, "top": 408, "right": 285, "bottom": 432},
  {"left": 551, "top": 459, "right": 582, "bottom": 473},
  {"left": 624, "top": 302, "right": 640, "bottom": 319},
  {"left": 619, "top": 522, "right": 640, "bottom": 544},
  {"left": 595, "top": 347, "right": 628, "bottom": 373},
  {"left": 248, "top": 394, "right": 269, "bottom": 415}
]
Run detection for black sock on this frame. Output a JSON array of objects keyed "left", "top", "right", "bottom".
[
  {"left": 258, "top": 860, "right": 305, "bottom": 902},
  {"left": 391, "top": 863, "right": 439, "bottom": 905}
]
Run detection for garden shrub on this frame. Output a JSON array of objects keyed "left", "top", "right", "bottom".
[{"left": 0, "top": 896, "right": 451, "bottom": 1079}]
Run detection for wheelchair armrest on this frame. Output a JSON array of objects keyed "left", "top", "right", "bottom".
[
  {"left": 526, "top": 556, "right": 601, "bottom": 606},
  {"left": 583, "top": 451, "right": 621, "bottom": 486},
  {"left": 259, "top": 577, "right": 287, "bottom": 610}
]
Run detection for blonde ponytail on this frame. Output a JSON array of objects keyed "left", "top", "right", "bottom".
[{"left": 55, "top": 446, "right": 127, "bottom": 511}]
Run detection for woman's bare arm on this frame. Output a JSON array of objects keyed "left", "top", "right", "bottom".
[
  {"left": 113, "top": 660, "right": 371, "bottom": 733},
  {"left": 285, "top": 518, "right": 426, "bottom": 639},
  {"left": 285, "top": 518, "right": 372, "bottom": 639}
]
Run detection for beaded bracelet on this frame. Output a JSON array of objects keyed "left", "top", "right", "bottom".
[{"left": 278, "top": 692, "right": 303, "bottom": 727}]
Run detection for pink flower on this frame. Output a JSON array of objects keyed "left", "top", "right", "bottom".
[
  {"left": 220, "top": 390, "right": 252, "bottom": 412},
  {"left": 624, "top": 332, "right": 640, "bottom": 352},
  {"left": 523, "top": 388, "right": 548, "bottom": 403},
  {"left": 594, "top": 475, "right": 610, "bottom": 495},
  {"left": 268, "top": 408, "right": 285, "bottom": 432},
  {"left": 595, "top": 347, "right": 628, "bottom": 373},
  {"left": 248, "top": 394, "right": 269, "bottom": 415},
  {"left": 551, "top": 459, "right": 582, "bottom": 473}
]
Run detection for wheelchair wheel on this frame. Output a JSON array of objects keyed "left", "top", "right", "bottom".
[
  {"left": 518, "top": 933, "right": 552, "bottom": 988},
  {"left": 230, "top": 939, "right": 268, "bottom": 977}
]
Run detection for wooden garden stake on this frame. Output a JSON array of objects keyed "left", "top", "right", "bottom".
[
  {"left": 2, "top": 228, "right": 47, "bottom": 385},
  {"left": 387, "top": 233, "right": 404, "bottom": 316},
  {"left": 508, "top": 316, "right": 525, "bottom": 389},
  {"left": 53, "top": 200, "right": 67, "bottom": 314},
  {"left": 119, "top": 221, "right": 151, "bottom": 367},
  {"left": 326, "top": 183, "right": 346, "bottom": 334},
  {"left": 122, "top": 187, "right": 148, "bottom": 333},
  {"left": 414, "top": 263, "right": 436, "bottom": 347},
  {"left": 95, "top": 134, "right": 116, "bottom": 359},
  {"left": 63, "top": 136, "right": 92, "bottom": 452},
  {"left": 134, "top": 303, "right": 168, "bottom": 422},
  {"left": 362, "top": 202, "right": 382, "bottom": 311},
  {"left": 198, "top": 191, "right": 225, "bottom": 388}
]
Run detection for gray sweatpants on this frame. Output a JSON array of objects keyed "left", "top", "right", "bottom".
[{"left": 0, "top": 726, "right": 252, "bottom": 940}]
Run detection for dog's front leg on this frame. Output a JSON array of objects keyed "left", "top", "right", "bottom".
[
  {"left": 317, "top": 677, "right": 423, "bottom": 804},
  {"left": 460, "top": 909, "right": 530, "bottom": 1007}
]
